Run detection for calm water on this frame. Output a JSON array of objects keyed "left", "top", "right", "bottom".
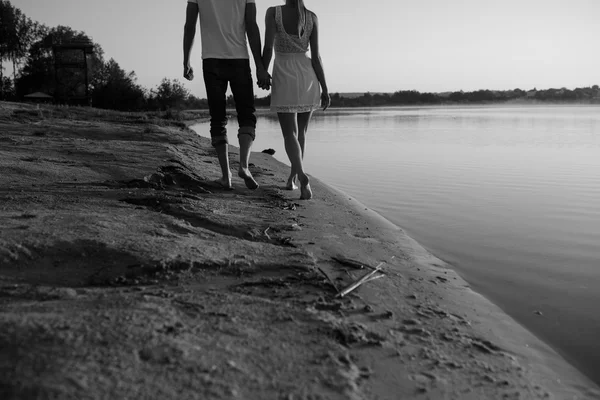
[{"left": 192, "top": 105, "right": 600, "bottom": 385}]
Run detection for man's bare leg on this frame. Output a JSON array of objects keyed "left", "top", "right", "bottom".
[
  {"left": 215, "top": 143, "right": 233, "bottom": 189},
  {"left": 237, "top": 133, "right": 259, "bottom": 190}
]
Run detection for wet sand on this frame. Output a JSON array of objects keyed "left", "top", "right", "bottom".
[{"left": 0, "top": 101, "right": 598, "bottom": 399}]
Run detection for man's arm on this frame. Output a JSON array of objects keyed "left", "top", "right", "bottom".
[
  {"left": 245, "top": 2, "right": 270, "bottom": 89},
  {"left": 183, "top": 2, "right": 199, "bottom": 80}
]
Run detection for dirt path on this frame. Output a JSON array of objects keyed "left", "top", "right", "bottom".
[{"left": 1, "top": 102, "right": 598, "bottom": 399}]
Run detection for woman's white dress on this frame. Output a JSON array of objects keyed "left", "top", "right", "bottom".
[{"left": 270, "top": 6, "right": 321, "bottom": 113}]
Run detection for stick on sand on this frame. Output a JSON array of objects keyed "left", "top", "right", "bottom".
[{"left": 337, "top": 261, "right": 386, "bottom": 298}]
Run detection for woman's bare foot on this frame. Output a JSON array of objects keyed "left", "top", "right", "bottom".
[
  {"left": 298, "top": 174, "right": 312, "bottom": 200},
  {"left": 216, "top": 174, "right": 233, "bottom": 190},
  {"left": 238, "top": 167, "right": 259, "bottom": 190},
  {"left": 286, "top": 174, "right": 298, "bottom": 191}
]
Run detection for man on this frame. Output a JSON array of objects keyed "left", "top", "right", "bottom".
[{"left": 183, "top": 0, "right": 270, "bottom": 190}]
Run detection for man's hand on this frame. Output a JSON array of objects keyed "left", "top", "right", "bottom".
[
  {"left": 321, "top": 91, "right": 330, "bottom": 111},
  {"left": 183, "top": 65, "right": 194, "bottom": 81},
  {"left": 256, "top": 66, "right": 271, "bottom": 90}
]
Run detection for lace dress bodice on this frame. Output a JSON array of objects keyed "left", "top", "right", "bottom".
[{"left": 274, "top": 6, "right": 313, "bottom": 54}]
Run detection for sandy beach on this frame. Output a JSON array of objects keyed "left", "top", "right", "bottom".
[{"left": 1, "top": 101, "right": 598, "bottom": 399}]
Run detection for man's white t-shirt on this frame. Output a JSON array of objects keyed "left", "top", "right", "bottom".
[{"left": 187, "top": 0, "right": 254, "bottom": 60}]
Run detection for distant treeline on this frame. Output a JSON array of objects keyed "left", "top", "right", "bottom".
[
  {"left": 1, "top": 0, "right": 598, "bottom": 112},
  {"left": 256, "top": 86, "right": 600, "bottom": 108}
]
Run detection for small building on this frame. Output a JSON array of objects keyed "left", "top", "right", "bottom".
[{"left": 24, "top": 92, "right": 54, "bottom": 103}]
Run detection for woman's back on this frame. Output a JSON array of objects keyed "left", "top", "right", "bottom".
[
  {"left": 280, "top": 5, "right": 304, "bottom": 36},
  {"left": 274, "top": 6, "right": 314, "bottom": 54}
]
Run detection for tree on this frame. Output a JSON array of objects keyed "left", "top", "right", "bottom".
[
  {"left": 151, "top": 78, "right": 190, "bottom": 110},
  {"left": 91, "top": 58, "right": 146, "bottom": 110},
  {"left": 0, "top": 0, "right": 15, "bottom": 99},
  {"left": 17, "top": 25, "right": 104, "bottom": 99},
  {"left": 0, "top": 1, "right": 43, "bottom": 98},
  {"left": 448, "top": 90, "right": 466, "bottom": 102},
  {"left": 185, "top": 94, "right": 208, "bottom": 109},
  {"left": 10, "top": 9, "right": 31, "bottom": 81},
  {"left": 226, "top": 94, "right": 235, "bottom": 108},
  {"left": 0, "top": 76, "right": 14, "bottom": 99}
]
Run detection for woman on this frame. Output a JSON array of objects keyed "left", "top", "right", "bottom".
[{"left": 262, "top": 0, "right": 330, "bottom": 200}]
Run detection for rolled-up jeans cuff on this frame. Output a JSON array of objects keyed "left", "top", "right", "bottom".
[
  {"left": 211, "top": 134, "right": 228, "bottom": 147},
  {"left": 238, "top": 126, "right": 256, "bottom": 141}
]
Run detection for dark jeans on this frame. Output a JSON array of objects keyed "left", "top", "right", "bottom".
[{"left": 202, "top": 58, "right": 256, "bottom": 147}]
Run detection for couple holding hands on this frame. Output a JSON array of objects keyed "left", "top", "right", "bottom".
[{"left": 183, "top": 0, "right": 329, "bottom": 200}]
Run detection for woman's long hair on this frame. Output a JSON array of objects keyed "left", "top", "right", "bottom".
[{"left": 289, "top": 0, "right": 308, "bottom": 36}]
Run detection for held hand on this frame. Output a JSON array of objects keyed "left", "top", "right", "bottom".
[
  {"left": 257, "top": 76, "right": 271, "bottom": 91},
  {"left": 256, "top": 67, "right": 271, "bottom": 91},
  {"left": 321, "top": 92, "right": 331, "bottom": 111},
  {"left": 183, "top": 65, "right": 194, "bottom": 81}
]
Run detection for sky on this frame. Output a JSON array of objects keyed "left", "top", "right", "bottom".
[{"left": 10, "top": 0, "right": 600, "bottom": 98}]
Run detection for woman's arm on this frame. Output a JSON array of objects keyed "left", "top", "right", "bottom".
[
  {"left": 261, "top": 7, "right": 276, "bottom": 73},
  {"left": 309, "top": 13, "right": 330, "bottom": 109}
]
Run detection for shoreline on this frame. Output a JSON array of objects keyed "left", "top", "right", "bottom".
[
  {"left": 179, "top": 116, "right": 599, "bottom": 395},
  {"left": 192, "top": 111, "right": 600, "bottom": 392},
  {"left": 315, "top": 182, "right": 599, "bottom": 395},
  {"left": 1, "top": 101, "right": 598, "bottom": 399},
  {"left": 198, "top": 105, "right": 600, "bottom": 388}
]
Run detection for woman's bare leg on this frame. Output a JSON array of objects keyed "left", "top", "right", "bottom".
[
  {"left": 286, "top": 111, "right": 313, "bottom": 188},
  {"left": 278, "top": 113, "right": 298, "bottom": 190},
  {"left": 277, "top": 112, "right": 312, "bottom": 199},
  {"left": 297, "top": 111, "right": 313, "bottom": 157}
]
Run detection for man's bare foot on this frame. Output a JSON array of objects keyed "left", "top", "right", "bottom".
[
  {"left": 238, "top": 167, "right": 259, "bottom": 190},
  {"left": 286, "top": 175, "right": 298, "bottom": 191},
  {"left": 298, "top": 174, "right": 312, "bottom": 200}
]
